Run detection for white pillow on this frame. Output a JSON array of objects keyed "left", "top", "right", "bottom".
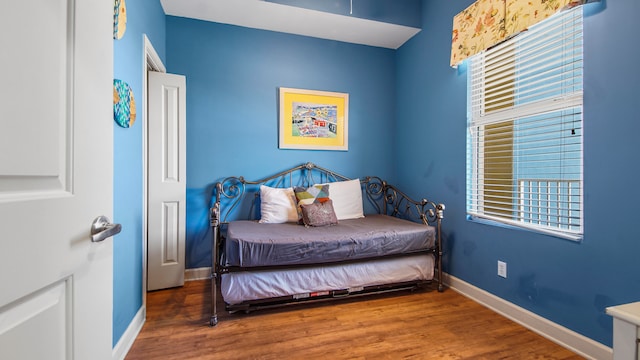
[
  {"left": 258, "top": 185, "right": 298, "bottom": 223},
  {"left": 323, "top": 179, "right": 364, "bottom": 220}
]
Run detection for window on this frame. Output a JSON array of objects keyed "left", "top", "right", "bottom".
[{"left": 466, "top": 7, "right": 583, "bottom": 240}]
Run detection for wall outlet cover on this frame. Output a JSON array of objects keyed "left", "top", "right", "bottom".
[{"left": 498, "top": 260, "right": 507, "bottom": 278}]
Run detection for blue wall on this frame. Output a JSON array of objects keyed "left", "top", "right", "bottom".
[
  {"left": 396, "top": 0, "right": 640, "bottom": 347},
  {"left": 112, "top": 0, "right": 166, "bottom": 347},
  {"left": 166, "top": 17, "right": 398, "bottom": 269}
]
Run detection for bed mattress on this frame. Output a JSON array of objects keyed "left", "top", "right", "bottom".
[
  {"left": 220, "top": 253, "right": 434, "bottom": 305},
  {"left": 222, "top": 214, "right": 435, "bottom": 267}
]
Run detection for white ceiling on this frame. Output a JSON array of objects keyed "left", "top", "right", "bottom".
[{"left": 160, "top": 0, "right": 421, "bottom": 49}]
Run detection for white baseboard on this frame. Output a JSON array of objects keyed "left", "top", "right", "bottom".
[
  {"left": 185, "top": 267, "right": 211, "bottom": 281},
  {"left": 112, "top": 306, "right": 146, "bottom": 360},
  {"left": 444, "top": 274, "right": 612, "bottom": 360}
]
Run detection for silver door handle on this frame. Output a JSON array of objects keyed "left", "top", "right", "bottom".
[{"left": 91, "top": 216, "right": 122, "bottom": 242}]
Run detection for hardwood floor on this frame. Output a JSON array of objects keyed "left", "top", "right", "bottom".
[{"left": 126, "top": 280, "right": 583, "bottom": 359}]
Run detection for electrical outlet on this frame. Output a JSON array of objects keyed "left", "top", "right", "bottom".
[{"left": 498, "top": 260, "right": 507, "bottom": 278}]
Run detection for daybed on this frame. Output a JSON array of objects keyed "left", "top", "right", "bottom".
[{"left": 209, "top": 162, "right": 445, "bottom": 326}]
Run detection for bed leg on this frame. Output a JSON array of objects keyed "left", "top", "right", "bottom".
[
  {"left": 437, "top": 245, "right": 444, "bottom": 293},
  {"left": 436, "top": 205, "right": 445, "bottom": 292},
  {"left": 210, "top": 200, "right": 221, "bottom": 327},
  {"left": 210, "top": 271, "right": 218, "bottom": 327}
]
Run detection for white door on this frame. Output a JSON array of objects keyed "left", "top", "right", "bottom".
[
  {"left": 147, "top": 71, "right": 187, "bottom": 291},
  {"left": 0, "top": 1, "right": 113, "bottom": 359}
]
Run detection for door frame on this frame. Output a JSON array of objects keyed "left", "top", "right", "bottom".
[
  {"left": 142, "top": 34, "right": 165, "bottom": 306},
  {"left": 112, "top": 35, "right": 165, "bottom": 360}
]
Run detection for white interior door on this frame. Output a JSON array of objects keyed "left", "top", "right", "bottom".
[
  {"left": 147, "top": 71, "right": 187, "bottom": 291},
  {"left": 0, "top": 1, "right": 113, "bottom": 359}
]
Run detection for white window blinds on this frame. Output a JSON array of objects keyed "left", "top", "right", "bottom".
[{"left": 466, "top": 7, "right": 583, "bottom": 240}]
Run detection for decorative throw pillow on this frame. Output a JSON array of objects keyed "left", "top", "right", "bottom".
[
  {"left": 321, "top": 179, "right": 364, "bottom": 220},
  {"left": 294, "top": 184, "right": 330, "bottom": 223},
  {"left": 258, "top": 185, "right": 298, "bottom": 223},
  {"left": 300, "top": 200, "right": 338, "bottom": 227},
  {"left": 294, "top": 184, "right": 330, "bottom": 205}
]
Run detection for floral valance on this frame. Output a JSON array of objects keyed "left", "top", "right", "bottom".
[{"left": 450, "top": 0, "right": 594, "bottom": 67}]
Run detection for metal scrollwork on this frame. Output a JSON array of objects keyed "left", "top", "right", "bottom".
[
  {"left": 362, "top": 176, "right": 384, "bottom": 214},
  {"left": 215, "top": 176, "right": 247, "bottom": 223},
  {"left": 212, "top": 162, "right": 355, "bottom": 223},
  {"left": 362, "top": 177, "right": 443, "bottom": 226}
]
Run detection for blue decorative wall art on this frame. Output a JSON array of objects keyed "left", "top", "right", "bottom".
[{"left": 113, "top": 79, "right": 136, "bottom": 128}]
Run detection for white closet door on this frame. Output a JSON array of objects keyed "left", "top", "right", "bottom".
[{"left": 147, "top": 71, "right": 187, "bottom": 291}]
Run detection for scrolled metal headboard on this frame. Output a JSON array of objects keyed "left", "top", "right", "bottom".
[
  {"left": 212, "top": 162, "right": 351, "bottom": 224},
  {"left": 211, "top": 162, "right": 444, "bottom": 226}
]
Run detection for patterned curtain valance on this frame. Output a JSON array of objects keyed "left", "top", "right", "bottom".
[{"left": 450, "top": 0, "right": 594, "bottom": 67}]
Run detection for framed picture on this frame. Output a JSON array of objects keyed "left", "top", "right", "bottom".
[{"left": 279, "top": 87, "right": 349, "bottom": 151}]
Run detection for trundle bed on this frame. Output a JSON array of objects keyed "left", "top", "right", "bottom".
[{"left": 209, "top": 162, "right": 445, "bottom": 326}]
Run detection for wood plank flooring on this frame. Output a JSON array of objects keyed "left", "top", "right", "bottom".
[{"left": 125, "top": 280, "right": 584, "bottom": 359}]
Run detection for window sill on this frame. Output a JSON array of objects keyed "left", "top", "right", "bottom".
[{"left": 466, "top": 214, "right": 583, "bottom": 242}]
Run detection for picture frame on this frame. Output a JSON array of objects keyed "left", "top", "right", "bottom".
[{"left": 279, "top": 87, "right": 349, "bottom": 151}]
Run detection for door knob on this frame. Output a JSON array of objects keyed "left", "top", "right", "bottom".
[{"left": 91, "top": 216, "right": 122, "bottom": 242}]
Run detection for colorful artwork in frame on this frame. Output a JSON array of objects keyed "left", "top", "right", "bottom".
[{"left": 279, "top": 87, "right": 348, "bottom": 151}]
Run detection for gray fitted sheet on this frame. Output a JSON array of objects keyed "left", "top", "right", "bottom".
[{"left": 222, "top": 214, "right": 435, "bottom": 267}]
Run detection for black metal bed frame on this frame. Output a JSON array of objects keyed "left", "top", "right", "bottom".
[{"left": 209, "top": 162, "right": 445, "bottom": 326}]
